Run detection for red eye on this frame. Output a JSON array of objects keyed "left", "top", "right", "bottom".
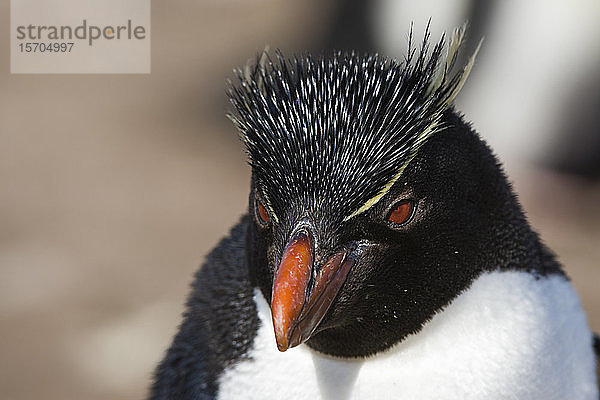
[
  {"left": 256, "top": 200, "right": 270, "bottom": 225},
  {"left": 387, "top": 201, "right": 414, "bottom": 226}
]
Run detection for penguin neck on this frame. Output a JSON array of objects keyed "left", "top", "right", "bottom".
[{"left": 460, "top": 139, "right": 563, "bottom": 277}]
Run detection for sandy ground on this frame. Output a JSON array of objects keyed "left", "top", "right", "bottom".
[{"left": 0, "top": 1, "right": 598, "bottom": 399}]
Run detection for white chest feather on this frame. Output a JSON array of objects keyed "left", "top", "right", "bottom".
[{"left": 217, "top": 271, "right": 598, "bottom": 400}]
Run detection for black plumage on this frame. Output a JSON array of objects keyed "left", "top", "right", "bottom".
[{"left": 228, "top": 27, "right": 478, "bottom": 224}]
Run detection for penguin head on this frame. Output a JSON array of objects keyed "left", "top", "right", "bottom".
[{"left": 228, "top": 26, "right": 541, "bottom": 357}]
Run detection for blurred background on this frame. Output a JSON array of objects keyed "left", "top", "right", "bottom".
[{"left": 1, "top": 0, "right": 599, "bottom": 399}]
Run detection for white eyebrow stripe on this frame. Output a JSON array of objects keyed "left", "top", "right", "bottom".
[
  {"left": 342, "top": 148, "right": 416, "bottom": 222},
  {"left": 261, "top": 189, "right": 279, "bottom": 223},
  {"left": 342, "top": 117, "right": 445, "bottom": 222},
  {"left": 343, "top": 24, "right": 482, "bottom": 222}
]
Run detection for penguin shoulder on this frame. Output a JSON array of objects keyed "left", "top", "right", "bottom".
[{"left": 150, "top": 216, "right": 259, "bottom": 399}]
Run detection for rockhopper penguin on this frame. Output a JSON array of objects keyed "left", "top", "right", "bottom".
[{"left": 149, "top": 25, "right": 599, "bottom": 399}]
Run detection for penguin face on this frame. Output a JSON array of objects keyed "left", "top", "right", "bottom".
[
  {"left": 245, "top": 119, "right": 488, "bottom": 356},
  {"left": 230, "top": 28, "right": 485, "bottom": 355}
]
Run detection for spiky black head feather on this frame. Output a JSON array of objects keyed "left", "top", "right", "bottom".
[{"left": 228, "top": 25, "right": 480, "bottom": 222}]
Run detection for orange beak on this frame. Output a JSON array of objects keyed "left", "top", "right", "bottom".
[{"left": 271, "top": 230, "right": 356, "bottom": 351}]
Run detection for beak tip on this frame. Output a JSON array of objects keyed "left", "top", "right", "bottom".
[
  {"left": 272, "top": 314, "right": 290, "bottom": 352},
  {"left": 276, "top": 341, "right": 289, "bottom": 352},
  {"left": 274, "top": 327, "right": 290, "bottom": 351}
]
